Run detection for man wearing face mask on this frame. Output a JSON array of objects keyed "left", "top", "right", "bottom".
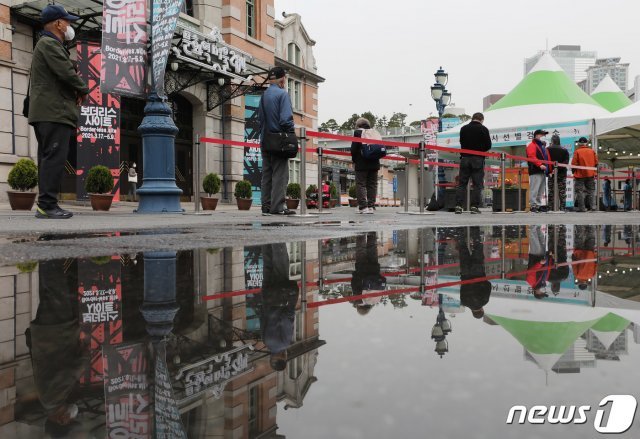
[
  {"left": 525, "top": 129, "right": 552, "bottom": 213},
  {"left": 28, "top": 5, "right": 89, "bottom": 219}
]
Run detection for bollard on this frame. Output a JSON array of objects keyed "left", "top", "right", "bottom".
[
  {"left": 494, "top": 152, "right": 512, "bottom": 214},
  {"left": 408, "top": 143, "right": 435, "bottom": 215},
  {"left": 297, "top": 127, "right": 317, "bottom": 217},
  {"left": 183, "top": 134, "right": 210, "bottom": 215}
]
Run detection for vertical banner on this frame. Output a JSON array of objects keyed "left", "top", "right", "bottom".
[
  {"left": 103, "top": 343, "right": 151, "bottom": 438},
  {"left": 244, "top": 245, "right": 263, "bottom": 332},
  {"left": 153, "top": 343, "right": 188, "bottom": 438},
  {"left": 101, "top": 0, "right": 148, "bottom": 97},
  {"left": 151, "top": 0, "right": 184, "bottom": 97},
  {"left": 244, "top": 94, "right": 263, "bottom": 205},
  {"left": 76, "top": 41, "right": 121, "bottom": 201},
  {"left": 78, "top": 256, "right": 123, "bottom": 385}
]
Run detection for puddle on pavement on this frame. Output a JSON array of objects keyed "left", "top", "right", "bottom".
[{"left": 1, "top": 224, "right": 640, "bottom": 438}]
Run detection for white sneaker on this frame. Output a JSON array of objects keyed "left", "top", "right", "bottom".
[
  {"left": 364, "top": 207, "right": 374, "bottom": 214},
  {"left": 356, "top": 208, "right": 369, "bottom": 214}
]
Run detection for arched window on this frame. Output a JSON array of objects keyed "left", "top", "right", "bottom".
[{"left": 287, "top": 43, "right": 301, "bottom": 66}]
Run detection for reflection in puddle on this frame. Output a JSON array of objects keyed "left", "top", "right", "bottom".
[{"left": 1, "top": 224, "right": 640, "bottom": 438}]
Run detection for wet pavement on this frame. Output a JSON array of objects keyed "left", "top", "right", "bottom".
[{"left": 1, "top": 224, "right": 639, "bottom": 438}]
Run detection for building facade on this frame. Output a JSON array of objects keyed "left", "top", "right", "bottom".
[
  {"left": 524, "top": 45, "right": 596, "bottom": 82},
  {"left": 1, "top": 1, "right": 323, "bottom": 205}
]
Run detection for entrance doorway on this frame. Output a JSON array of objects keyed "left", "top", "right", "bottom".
[{"left": 170, "top": 94, "right": 194, "bottom": 199}]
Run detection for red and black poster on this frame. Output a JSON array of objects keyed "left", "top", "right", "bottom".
[
  {"left": 103, "top": 343, "right": 151, "bottom": 438},
  {"left": 101, "top": 0, "right": 148, "bottom": 97},
  {"left": 77, "top": 256, "right": 123, "bottom": 385},
  {"left": 76, "top": 41, "right": 121, "bottom": 201}
]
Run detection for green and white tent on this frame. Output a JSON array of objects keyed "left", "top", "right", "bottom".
[
  {"left": 589, "top": 312, "right": 631, "bottom": 349},
  {"left": 438, "top": 53, "right": 609, "bottom": 145},
  {"left": 591, "top": 74, "right": 632, "bottom": 112}
]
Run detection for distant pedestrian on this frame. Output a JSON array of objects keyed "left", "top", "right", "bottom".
[
  {"left": 127, "top": 163, "right": 138, "bottom": 201},
  {"left": 28, "top": 5, "right": 89, "bottom": 219},
  {"left": 546, "top": 134, "right": 569, "bottom": 211},
  {"left": 526, "top": 129, "right": 551, "bottom": 213},
  {"left": 455, "top": 112, "right": 492, "bottom": 214},
  {"left": 258, "top": 67, "right": 296, "bottom": 216},
  {"left": 623, "top": 178, "right": 632, "bottom": 211},
  {"left": 602, "top": 176, "right": 613, "bottom": 210},
  {"left": 350, "top": 118, "right": 381, "bottom": 214},
  {"left": 571, "top": 137, "right": 598, "bottom": 212}
]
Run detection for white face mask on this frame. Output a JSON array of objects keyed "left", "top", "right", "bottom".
[{"left": 63, "top": 24, "right": 75, "bottom": 41}]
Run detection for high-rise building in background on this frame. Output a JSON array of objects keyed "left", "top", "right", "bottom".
[
  {"left": 585, "top": 58, "right": 630, "bottom": 94},
  {"left": 524, "top": 45, "right": 597, "bottom": 82},
  {"left": 483, "top": 94, "right": 505, "bottom": 111}
]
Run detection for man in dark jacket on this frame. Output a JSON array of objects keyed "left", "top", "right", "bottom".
[
  {"left": 456, "top": 227, "right": 491, "bottom": 318},
  {"left": 455, "top": 113, "right": 492, "bottom": 214},
  {"left": 258, "top": 67, "right": 296, "bottom": 216},
  {"left": 350, "top": 118, "right": 380, "bottom": 214},
  {"left": 546, "top": 134, "right": 569, "bottom": 211},
  {"left": 28, "top": 5, "right": 89, "bottom": 219}
]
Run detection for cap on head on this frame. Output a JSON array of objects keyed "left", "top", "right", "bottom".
[
  {"left": 355, "top": 117, "right": 371, "bottom": 129},
  {"left": 267, "top": 67, "right": 286, "bottom": 80},
  {"left": 41, "top": 5, "right": 79, "bottom": 25},
  {"left": 471, "top": 309, "right": 485, "bottom": 319},
  {"left": 577, "top": 137, "right": 589, "bottom": 144},
  {"left": 534, "top": 290, "right": 549, "bottom": 300},
  {"left": 533, "top": 129, "right": 549, "bottom": 137}
]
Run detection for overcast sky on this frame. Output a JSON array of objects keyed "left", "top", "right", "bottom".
[{"left": 275, "top": 0, "right": 640, "bottom": 125}]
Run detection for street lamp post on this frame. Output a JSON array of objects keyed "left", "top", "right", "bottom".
[{"left": 430, "top": 67, "right": 451, "bottom": 200}]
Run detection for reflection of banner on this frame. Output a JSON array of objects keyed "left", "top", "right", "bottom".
[
  {"left": 77, "top": 41, "right": 121, "bottom": 201},
  {"left": 244, "top": 94, "right": 263, "bottom": 204},
  {"left": 101, "top": 0, "right": 147, "bottom": 97},
  {"left": 151, "top": 0, "right": 184, "bottom": 97},
  {"left": 78, "top": 256, "right": 123, "bottom": 385},
  {"left": 244, "top": 246, "right": 263, "bottom": 332},
  {"left": 103, "top": 343, "right": 151, "bottom": 438},
  {"left": 154, "top": 343, "right": 187, "bottom": 438}
]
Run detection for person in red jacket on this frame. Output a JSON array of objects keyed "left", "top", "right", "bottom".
[
  {"left": 526, "top": 129, "right": 552, "bottom": 213},
  {"left": 571, "top": 137, "right": 598, "bottom": 212},
  {"left": 526, "top": 225, "right": 550, "bottom": 299},
  {"left": 572, "top": 225, "right": 597, "bottom": 290}
]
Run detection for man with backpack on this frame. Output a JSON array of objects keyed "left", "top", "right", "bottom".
[
  {"left": 455, "top": 113, "right": 492, "bottom": 214},
  {"left": 350, "top": 118, "right": 386, "bottom": 214}
]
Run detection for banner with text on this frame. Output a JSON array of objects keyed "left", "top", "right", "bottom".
[
  {"left": 77, "top": 41, "right": 121, "bottom": 201},
  {"left": 101, "top": 0, "right": 148, "bottom": 97},
  {"left": 151, "top": 0, "right": 183, "bottom": 97},
  {"left": 244, "top": 94, "right": 263, "bottom": 205}
]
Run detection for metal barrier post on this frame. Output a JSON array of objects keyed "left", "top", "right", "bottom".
[
  {"left": 632, "top": 168, "right": 637, "bottom": 212},
  {"left": 301, "top": 240, "right": 307, "bottom": 314},
  {"left": 501, "top": 225, "right": 506, "bottom": 278},
  {"left": 592, "top": 122, "right": 600, "bottom": 212},
  {"left": 548, "top": 161, "right": 564, "bottom": 214},
  {"left": 408, "top": 142, "right": 435, "bottom": 215},
  {"left": 316, "top": 146, "right": 330, "bottom": 215},
  {"left": 466, "top": 181, "right": 471, "bottom": 212},
  {"left": 296, "top": 127, "right": 317, "bottom": 217},
  {"left": 398, "top": 157, "right": 410, "bottom": 214},
  {"left": 183, "top": 134, "right": 210, "bottom": 215},
  {"left": 494, "top": 152, "right": 513, "bottom": 214},
  {"left": 517, "top": 168, "right": 523, "bottom": 212}
]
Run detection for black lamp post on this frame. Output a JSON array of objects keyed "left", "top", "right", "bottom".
[
  {"left": 430, "top": 67, "right": 452, "bottom": 133},
  {"left": 430, "top": 293, "right": 452, "bottom": 358}
]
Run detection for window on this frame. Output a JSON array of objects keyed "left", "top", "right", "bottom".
[
  {"left": 287, "top": 43, "right": 301, "bottom": 66},
  {"left": 248, "top": 387, "right": 259, "bottom": 434},
  {"left": 289, "top": 159, "right": 300, "bottom": 186},
  {"left": 287, "top": 79, "right": 302, "bottom": 111},
  {"left": 246, "top": 0, "right": 256, "bottom": 38},
  {"left": 180, "top": 0, "right": 194, "bottom": 17}
]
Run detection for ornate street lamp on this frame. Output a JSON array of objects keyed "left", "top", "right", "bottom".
[{"left": 430, "top": 67, "right": 452, "bottom": 133}]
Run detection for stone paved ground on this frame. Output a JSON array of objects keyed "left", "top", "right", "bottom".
[{"left": 1, "top": 201, "right": 638, "bottom": 264}]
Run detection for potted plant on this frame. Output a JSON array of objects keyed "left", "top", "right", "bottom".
[
  {"left": 234, "top": 180, "right": 253, "bottom": 210},
  {"left": 85, "top": 165, "right": 115, "bottom": 211},
  {"left": 492, "top": 177, "right": 526, "bottom": 212},
  {"left": 329, "top": 182, "right": 339, "bottom": 208},
  {"left": 286, "top": 182, "right": 301, "bottom": 210},
  {"left": 201, "top": 173, "right": 221, "bottom": 210},
  {"left": 348, "top": 184, "right": 358, "bottom": 207},
  {"left": 7, "top": 158, "right": 38, "bottom": 210}
]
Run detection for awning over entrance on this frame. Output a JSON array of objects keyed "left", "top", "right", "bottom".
[{"left": 11, "top": 0, "right": 104, "bottom": 30}]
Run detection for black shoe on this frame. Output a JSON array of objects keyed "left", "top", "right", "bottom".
[
  {"left": 35, "top": 206, "right": 73, "bottom": 219},
  {"left": 273, "top": 209, "right": 296, "bottom": 216},
  {"left": 530, "top": 206, "right": 538, "bottom": 213},
  {"left": 454, "top": 206, "right": 463, "bottom": 214},
  {"left": 262, "top": 211, "right": 272, "bottom": 216},
  {"left": 470, "top": 206, "right": 481, "bottom": 214}
]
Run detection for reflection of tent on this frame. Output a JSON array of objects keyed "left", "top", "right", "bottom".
[
  {"left": 589, "top": 312, "right": 630, "bottom": 349},
  {"left": 438, "top": 53, "right": 609, "bottom": 144},
  {"left": 591, "top": 75, "right": 632, "bottom": 113}
]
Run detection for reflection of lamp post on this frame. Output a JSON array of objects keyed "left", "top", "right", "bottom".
[
  {"left": 430, "top": 293, "right": 452, "bottom": 358},
  {"left": 430, "top": 67, "right": 452, "bottom": 133}
]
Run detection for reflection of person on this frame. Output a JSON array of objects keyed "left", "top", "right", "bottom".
[
  {"left": 455, "top": 113, "right": 492, "bottom": 214},
  {"left": 260, "top": 243, "right": 299, "bottom": 370},
  {"left": 128, "top": 162, "right": 138, "bottom": 201},
  {"left": 547, "top": 135, "right": 569, "bottom": 211},
  {"left": 350, "top": 118, "right": 380, "bottom": 214},
  {"left": 571, "top": 137, "right": 598, "bottom": 213},
  {"left": 527, "top": 225, "right": 550, "bottom": 299},
  {"left": 572, "top": 225, "right": 597, "bottom": 290},
  {"left": 27, "top": 259, "right": 87, "bottom": 436},
  {"left": 259, "top": 67, "right": 295, "bottom": 216},
  {"left": 526, "top": 129, "right": 551, "bottom": 213},
  {"left": 456, "top": 227, "right": 491, "bottom": 318},
  {"left": 602, "top": 224, "right": 612, "bottom": 247},
  {"left": 623, "top": 179, "right": 632, "bottom": 211},
  {"left": 602, "top": 177, "right": 613, "bottom": 210},
  {"left": 351, "top": 232, "right": 386, "bottom": 314},
  {"left": 548, "top": 225, "right": 569, "bottom": 295},
  {"left": 29, "top": 5, "right": 89, "bottom": 219}
]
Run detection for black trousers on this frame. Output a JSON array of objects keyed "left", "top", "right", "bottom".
[
  {"left": 456, "top": 156, "right": 484, "bottom": 208},
  {"left": 355, "top": 170, "right": 378, "bottom": 209},
  {"left": 34, "top": 122, "right": 74, "bottom": 210}
]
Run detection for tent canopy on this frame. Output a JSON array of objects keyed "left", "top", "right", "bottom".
[{"left": 591, "top": 75, "right": 633, "bottom": 113}]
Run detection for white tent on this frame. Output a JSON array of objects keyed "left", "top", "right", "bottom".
[{"left": 591, "top": 74, "right": 632, "bottom": 113}]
